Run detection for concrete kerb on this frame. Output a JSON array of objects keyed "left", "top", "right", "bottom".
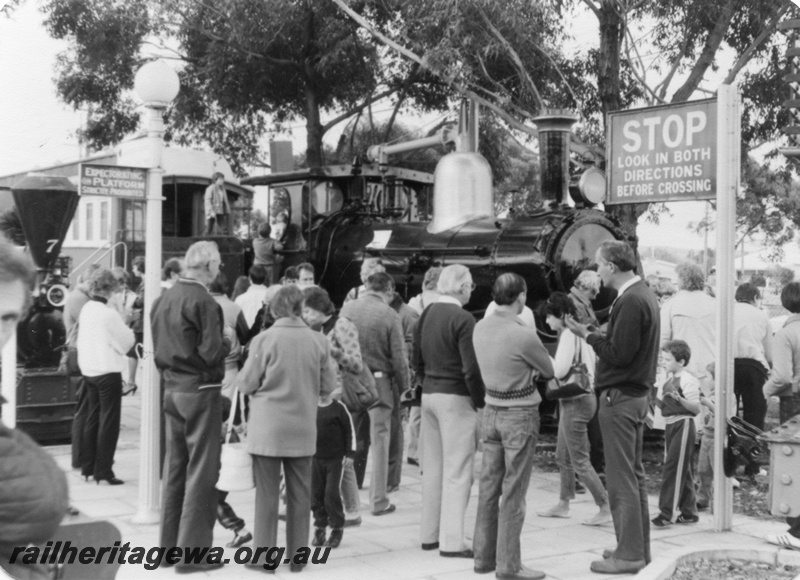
[{"left": 635, "top": 546, "right": 800, "bottom": 580}]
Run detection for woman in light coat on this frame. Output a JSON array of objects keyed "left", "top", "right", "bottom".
[{"left": 238, "top": 285, "right": 336, "bottom": 571}]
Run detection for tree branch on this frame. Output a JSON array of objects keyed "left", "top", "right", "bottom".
[
  {"left": 655, "top": 35, "right": 691, "bottom": 101},
  {"left": 723, "top": 0, "right": 792, "bottom": 85},
  {"left": 580, "top": 0, "right": 601, "bottom": 18},
  {"left": 624, "top": 19, "right": 665, "bottom": 104},
  {"left": 476, "top": 8, "right": 544, "bottom": 112},
  {"left": 323, "top": 87, "right": 397, "bottom": 132},
  {"left": 671, "top": 0, "right": 737, "bottom": 102}
]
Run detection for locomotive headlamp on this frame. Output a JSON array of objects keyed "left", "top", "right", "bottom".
[
  {"left": 45, "top": 284, "right": 67, "bottom": 308},
  {"left": 569, "top": 167, "right": 607, "bottom": 207}
]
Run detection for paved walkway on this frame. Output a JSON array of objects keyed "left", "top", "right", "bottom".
[{"left": 46, "top": 396, "right": 782, "bottom": 579}]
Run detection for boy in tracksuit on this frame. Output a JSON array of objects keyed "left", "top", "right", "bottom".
[
  {"left": 652, "top": 340, "right": 702, "bottom": 527},
  {"left": 312, "top": 393, "right": 355, "bottom": 548}
]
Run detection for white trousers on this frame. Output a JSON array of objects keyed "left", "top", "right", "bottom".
[{"left": 420, "top": 392, "right": 477, "bottom": 552}]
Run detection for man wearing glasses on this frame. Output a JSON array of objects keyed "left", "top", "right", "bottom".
[{"left": 566, "top": 241, "right": 660, "bottom": 575}]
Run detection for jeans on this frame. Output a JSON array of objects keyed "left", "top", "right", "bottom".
[
  {"left": 473, "top": 405, "right": 539, "bottom": 575},
  {"left": 556, "top": 394, "right": 607, "bottom": 506}
]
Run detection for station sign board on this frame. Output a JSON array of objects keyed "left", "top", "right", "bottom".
[
  {"left": 79, "top": 163, "right": 147, "bottom": 199},
  {"left": 606, "top": 99, "right": 716, "bottom": 204}
]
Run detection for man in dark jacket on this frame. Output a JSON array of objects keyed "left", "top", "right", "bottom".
[
  {"left": 0, "top": 236, "right": 69, "bottom": 580},
  {"left": 151, "top": 241, "right": 230, "bottom": 573},
  {"left": 566, "top": 241, "right": 660, "bottom": 575}
]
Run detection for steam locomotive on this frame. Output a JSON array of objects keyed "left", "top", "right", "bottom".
[{"left": 243, "top": 109, "right": 626, "bottom": 321}]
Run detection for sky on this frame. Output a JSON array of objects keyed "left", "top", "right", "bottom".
[{"left": 0, "top": 1, "right": 736, "bottom": 253}]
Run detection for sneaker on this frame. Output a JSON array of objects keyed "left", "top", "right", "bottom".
[
  {"left": 312, "top": 528, "right": 326, "bottom": 547},
  {"left": 676, "top": 513, "right": 699, "bottom": 524},
  {"left": 325, "top": 528, "right": 343, "bottom": 548},
  {"left": 696, "top": 501, "right": 710, "bottom": 511},
  {"left": 766, "top": 533, "right": 800, "bottom": 550},
  {"left": 651, "top": 514, "right": 672, "bottom": 528}
]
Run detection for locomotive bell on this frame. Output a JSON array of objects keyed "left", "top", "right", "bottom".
[
  {"left": 11, "top": 173, "right": 79, "bottom": 271},
  {"left": 428, "top": 151, "right": 493, "bottom": 234}
]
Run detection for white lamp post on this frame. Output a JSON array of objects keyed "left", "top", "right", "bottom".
[{"left": 132, "top": 60, "right": 179, "bottom": 524}]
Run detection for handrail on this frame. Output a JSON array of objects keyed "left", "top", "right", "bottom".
[{"left": 70, "top": 241, "right": 129, "bottom": 283}]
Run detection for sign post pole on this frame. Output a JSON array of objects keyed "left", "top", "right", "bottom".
[{"left": 713, "top": 84, "right": 740, "bottom": 532}]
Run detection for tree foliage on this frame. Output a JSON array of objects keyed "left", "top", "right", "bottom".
[{"left": 40, "top": 0, "right": 450, "bottom": 173}]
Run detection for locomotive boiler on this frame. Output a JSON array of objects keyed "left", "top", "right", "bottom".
[{"left": 244, "top": 109, "right": 627, "bottom": 321}]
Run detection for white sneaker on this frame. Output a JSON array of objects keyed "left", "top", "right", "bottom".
[
  {"left": 730, "top": 477, "right": 741, "bottom": 489},
  {"left": 766, "top": 533, "right": 800, "bottom": 550}
]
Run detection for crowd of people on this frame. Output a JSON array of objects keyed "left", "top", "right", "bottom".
[{"left": 9, "top": 231, "right": 800, "bottom": 578}]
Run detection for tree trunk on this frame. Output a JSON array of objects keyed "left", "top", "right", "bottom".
[
  {"left": 597, "top": 0, "right": 623, "bottom": 119},
  {"left": 305, "top": 87, "right": 324, "bottom": 167},
  {"left": 302, "top": 1, "right": 323, "bottom": 168},
  {"left": 596, "top": 0, "right": 646, "bottom": 247}
]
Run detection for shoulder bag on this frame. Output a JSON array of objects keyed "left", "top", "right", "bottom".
[
  {"left": 545, "top": 334, "right": 593, "bottom": 400},
  {"left": 329, "top": 321, "right": 379, "bottom": 413},
  {"left": 217, "top": 389, "right": 255, "bottom": 492}
]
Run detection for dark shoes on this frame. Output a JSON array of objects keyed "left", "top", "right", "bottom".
[
  {"left": 372, "top": 503, "right": 396, "bottom": 516},
  {"left": 94, "top": 476, "right": 124, "bottom": 485},
  {"left": 407, "top": 457, "right": 419, "bottom": 466},
  {"left": 343, "top": 516, "right": 362, "bottom": 527},
  {"left": 496, "top": 565, "right": 546, "bottom": 580},
  {"left": 676, "top": 513, "right": 699, "bottom": 524},
  {"left": 651, "top": 514, "right": 672, "bottom": 528},
  {"left": 421, "top": 542, "right": 439, "bottom": 551},
  {"left": 227, "top": 531, "right": 252, "bottom": 548},
  {"left": 175, "top": 562, "right": 225, "bottom": 574},
  {"left": 474, "top": 565, "right": 495, "bottom": 574},
  {"left": 590, "top": 557, "right": 646, "bottom": 574},
  {"left": 312, "top": 528, "right": 326, "bottom": 547},
  {"left": 326, "top": 528, "right": 343, "bottom": 548},
  {"left": 290, "top": 563, "right": 304, "bottom": 573},
  {"left": 387, "top": 485, "right": 400, "bottom": 493},
  {"left": 696, "top": 501, "right": 710, "bottom": 511},
  {"left": 440, "top": 549, "right": 474, "bottom": 558}
]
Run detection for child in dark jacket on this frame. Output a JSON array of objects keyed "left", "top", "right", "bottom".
[{"left": 312, "top": 393, "right": 355, "bottom": 548}]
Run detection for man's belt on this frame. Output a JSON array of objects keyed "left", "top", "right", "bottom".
[{"left": 486, "top": 384, "right": 538, "bottom": 400}]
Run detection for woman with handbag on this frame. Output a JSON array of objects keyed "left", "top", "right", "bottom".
[
  {"left": 302, "top": 286, "right": 371, "bottom": 526},
  {"left": 538, "top": 292, "right": 611, "bottom": 526},
  {"left": 237, "top": 285, "right": 336, "bottom": 572}
]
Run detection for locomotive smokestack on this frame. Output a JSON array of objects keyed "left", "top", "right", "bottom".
[
  {"left": 11, "top": 174, "right": 79, "bottom": 271},
  {"left": 534, "top": 109, "right": 578, "bottom": 207}
]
